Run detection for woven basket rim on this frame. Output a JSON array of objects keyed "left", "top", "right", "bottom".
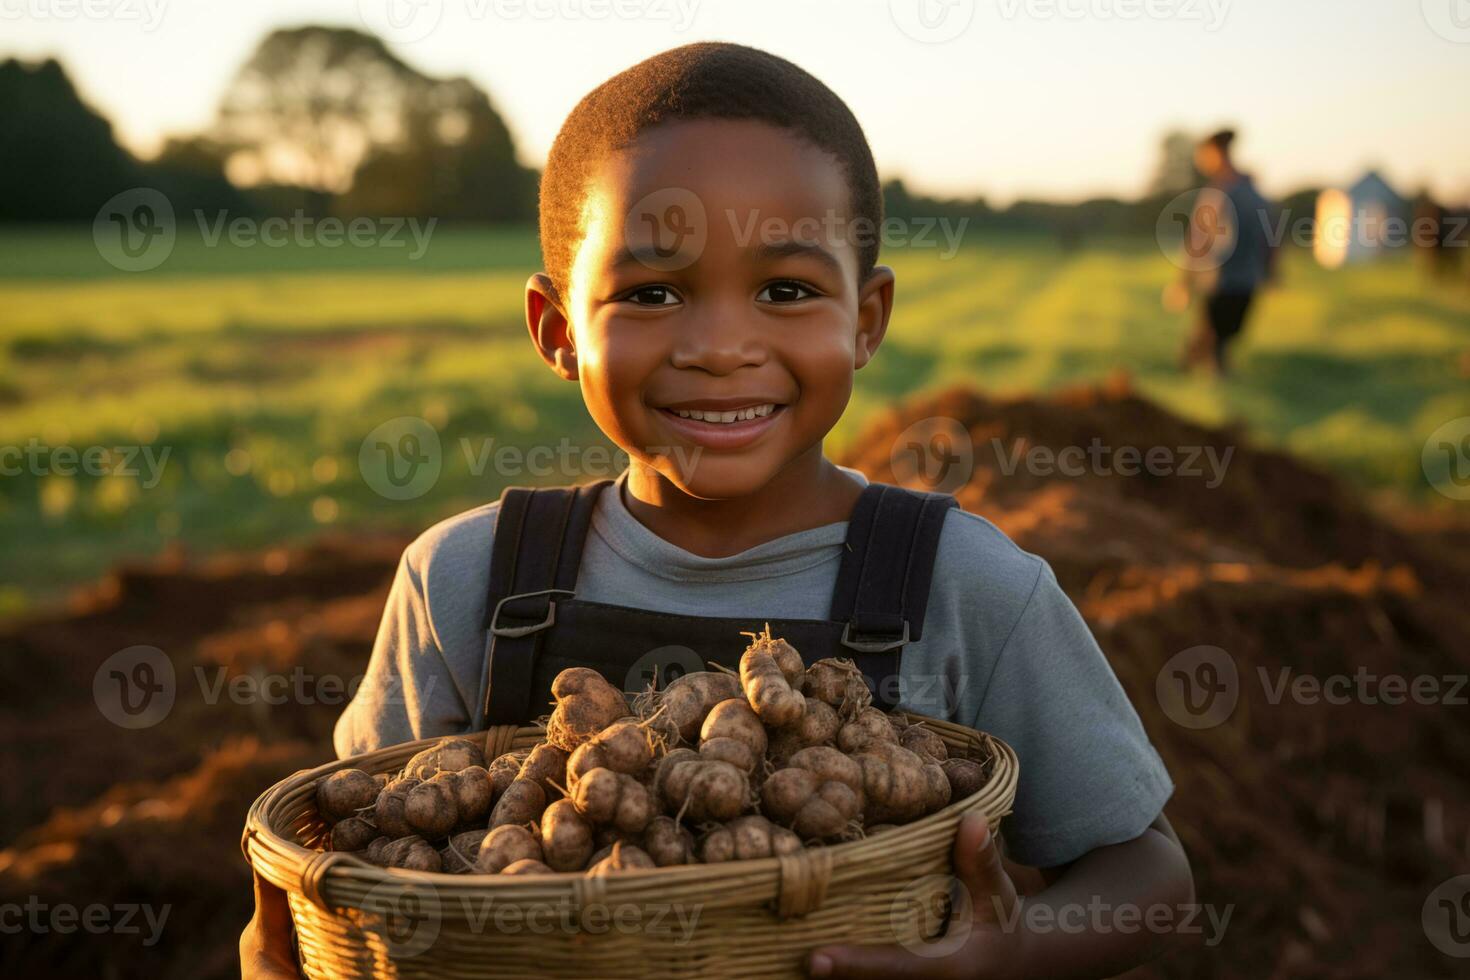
[{"left": 244, "top": 713, "right": 1018, "bottom": 910}]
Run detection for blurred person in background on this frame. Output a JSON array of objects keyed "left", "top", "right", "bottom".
[{"left": 1166, "top": 129, "right": 1278, "bottom": 376}]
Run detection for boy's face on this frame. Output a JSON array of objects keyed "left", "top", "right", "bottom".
[{"left": 526, "top": 118, "right": 893, "bottom": 501}]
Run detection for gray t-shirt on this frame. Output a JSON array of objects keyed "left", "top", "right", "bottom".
[{"left": 334, "top": 466, "right": 1173, "bottom": 868}]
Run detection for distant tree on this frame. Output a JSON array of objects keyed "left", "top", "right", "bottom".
[
  {"left": 148, "top": 136, "right": 257, "bottom": 217},
  {"left": 214, "top": 26, "right": 534, "bottom": 220},
  {"left": 0, "top": 58, "right": 140, "bottom": 222},
  {"left": 1149, "top": 129, "right": 1201, "bottom": 198}
]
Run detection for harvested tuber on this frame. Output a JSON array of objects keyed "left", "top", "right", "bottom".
[
  {"left": 316, "top": 769, "right": 380, "bottom": 822},
  {"left": 586, "top": 841, "right": 656, "bottom": 876},
  {"left": 373, "top": 775, "right": 421, "bottom": 839},
  {"left": 699, "top": 815, "right": 801, "bottom": 863},
  {"left": 566, "top": 720, "right": 654, "bottom": 789},
  {"left": 475, "top": 825, "right": 544, "bottom": 874},
  {"left": 643, "top": 815, "right": 695, "bottom": 866},
  {"left": 571, "top": 767, "right": 654, "bottom": 834},
  {"left": 836, "top": 706, "right": 899, "bottom": 754},
  {"left": 501, "top": 858, "right": 556, "bottom": 876},
  {"left": 441, "top": 830, "right": 488, "bottom": 873},
  {"left": 546, "top": 668, "right": 627, "bottom": 751},
  {"left": 767, "top": 697, "right": 840, "bottom": 765},
  {"left": 402, "top": 737, "right": 485, "bottom": 780},
  {"left": 328, "top": 816, "right": 377, "bottom": 852},
  {"left": 738, "top": 624, "right": 806, "bottom": 728},
  {"left": 517, "top": 743, "right": 570, "bottom": 797},
  {"left": 489, "top": 778, "right": 548, "bottom": 828},
  {"left": 698, "top": 699, "right": 768, "bottom": 774},
  {"left": 644, "top": 671, "right": 742, "bottom": 743},
  {"left": 540, "top": 799, "right": 594, "bottom": 872},
  {"left": 760, "top": 767, "right": 862, "bottom": 840},
  {"left": 660, "top": 758, "right": 751, "bottom": 823},
  {"left": 898, "top": 724, "right": 949, "bottom": 762},
  {"left": 405, "top": 771, "right": 460, "bottom": 837},
  {"left": 804, "top": 658, "right": 872, "bottom": 715}
]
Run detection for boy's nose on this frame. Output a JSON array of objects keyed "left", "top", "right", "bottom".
[{"left": 669, "top": 315, "right": 768, "bottom": 375}]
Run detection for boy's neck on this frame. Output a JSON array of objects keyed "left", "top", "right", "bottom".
[{"left": 621, "top": 449, "right": 865, "bottom": 558}]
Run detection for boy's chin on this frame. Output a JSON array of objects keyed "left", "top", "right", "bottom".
[{"left": 645, "top": 453, "right": 783, "bottom": 501}]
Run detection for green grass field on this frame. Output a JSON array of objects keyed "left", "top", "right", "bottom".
[{"left": 1, "top": 226, "right": 1466, "bottom": 614}]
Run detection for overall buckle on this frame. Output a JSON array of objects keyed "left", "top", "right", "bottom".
[
  {"left": 490, "top": 588, "right": 576, "bottom": 638},
  {"left": 840, "top": 620, "right": 909, "bottom": 653}
]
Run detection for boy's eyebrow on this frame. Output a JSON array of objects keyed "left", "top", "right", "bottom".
[
  {"left": 752, "top": 240, "right": 845, "bottom": 278},
  {"left": 605, "top": 239, "right": 845, "bottom": 278},
  {"left": 608, "top": 243, "right": 690, "bottom": 272}
]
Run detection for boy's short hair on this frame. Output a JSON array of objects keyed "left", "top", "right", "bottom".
[{"left": 538, "top": 42, "right": 883, "bottom": 306}]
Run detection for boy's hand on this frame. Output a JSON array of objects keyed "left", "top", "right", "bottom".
[
  {"left": 240, "top": 870, "right": 301, "bottom": 979},
  {"left": 807, "top": 813, "right": 1025, "bottom": 979}
]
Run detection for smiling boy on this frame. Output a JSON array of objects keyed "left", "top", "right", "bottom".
[{"left": 243, "top": 41, "right": 1191, "bottom": 979}]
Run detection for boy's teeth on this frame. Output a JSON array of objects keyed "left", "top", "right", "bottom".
[{"left": 672, "top": 404, "right": 776, "bottom": 423}]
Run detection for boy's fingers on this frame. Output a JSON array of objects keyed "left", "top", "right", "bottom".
[
  {"left": 242, "top": 871, "right": 299, "bottom": 979},
  {"left": 953, "top": 813, "right": 1017, "bottom": 923},
  {"left": 253, "top": 870, "right": 295, "bottom": 939},
  {"left": 808, "top": 944, "right": 952, "bottom": 979}
]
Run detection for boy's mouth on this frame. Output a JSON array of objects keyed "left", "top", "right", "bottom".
[
  {"left": 653, "top": 398, "right": 788, "bottom": 450},
  {"left": 664, "top": 403, "right": 778, "bottom": 424}
]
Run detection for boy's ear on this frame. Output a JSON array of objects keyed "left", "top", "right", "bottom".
[
  {"left": 853, "top": 265, "right": 896, "bottom": 370},
  {"left": 525, "top": 273, "right": 578, "bottom": 381}
]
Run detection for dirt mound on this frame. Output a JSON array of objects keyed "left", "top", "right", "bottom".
[
  {"left": 2, "top": 382, "right": 1466, "bottom": 977},
  {"left": 0, "top": 738, "right": 320, "bottom": 979},
  {"left": 838, "top": 380, "right": 1470, "bottom": 978}
]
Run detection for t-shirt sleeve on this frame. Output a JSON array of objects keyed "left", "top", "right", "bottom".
[
  {"left": 973, "top": 560, "right": 1174, "bottom": 869},
  {"left": 332, "top": 546, "right": 471, "bottom": 759}
]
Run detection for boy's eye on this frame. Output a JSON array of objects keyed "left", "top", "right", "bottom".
[
  {"left": 622, "top": 285, "right": 680, "bottom": 306},
  {"left": 757, "top": 280, "right": 817, "bottom": 304}
]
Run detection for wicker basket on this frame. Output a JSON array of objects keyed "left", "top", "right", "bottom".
[{"left": 243, "top": 714, "right": 1018, "bottom": 979}]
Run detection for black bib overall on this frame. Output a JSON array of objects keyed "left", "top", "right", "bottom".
[{"left": 478, "top": 479, "right": 958, "bottom": 727}]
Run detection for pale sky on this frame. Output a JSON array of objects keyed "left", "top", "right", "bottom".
[{"left": 6, "top": 0, "right": 1470, "bottom": 204}]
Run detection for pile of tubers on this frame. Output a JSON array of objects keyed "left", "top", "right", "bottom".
[{"left": 315, "top": 626, "right": 989, "bottom": 875}]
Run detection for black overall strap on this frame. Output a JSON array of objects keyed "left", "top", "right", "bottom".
[
  {"left": 481, "top": 479, "right": 610, "bottom": 725},
  {"left": 829, "top": 482, "right": 958, "bottom": 654}
]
